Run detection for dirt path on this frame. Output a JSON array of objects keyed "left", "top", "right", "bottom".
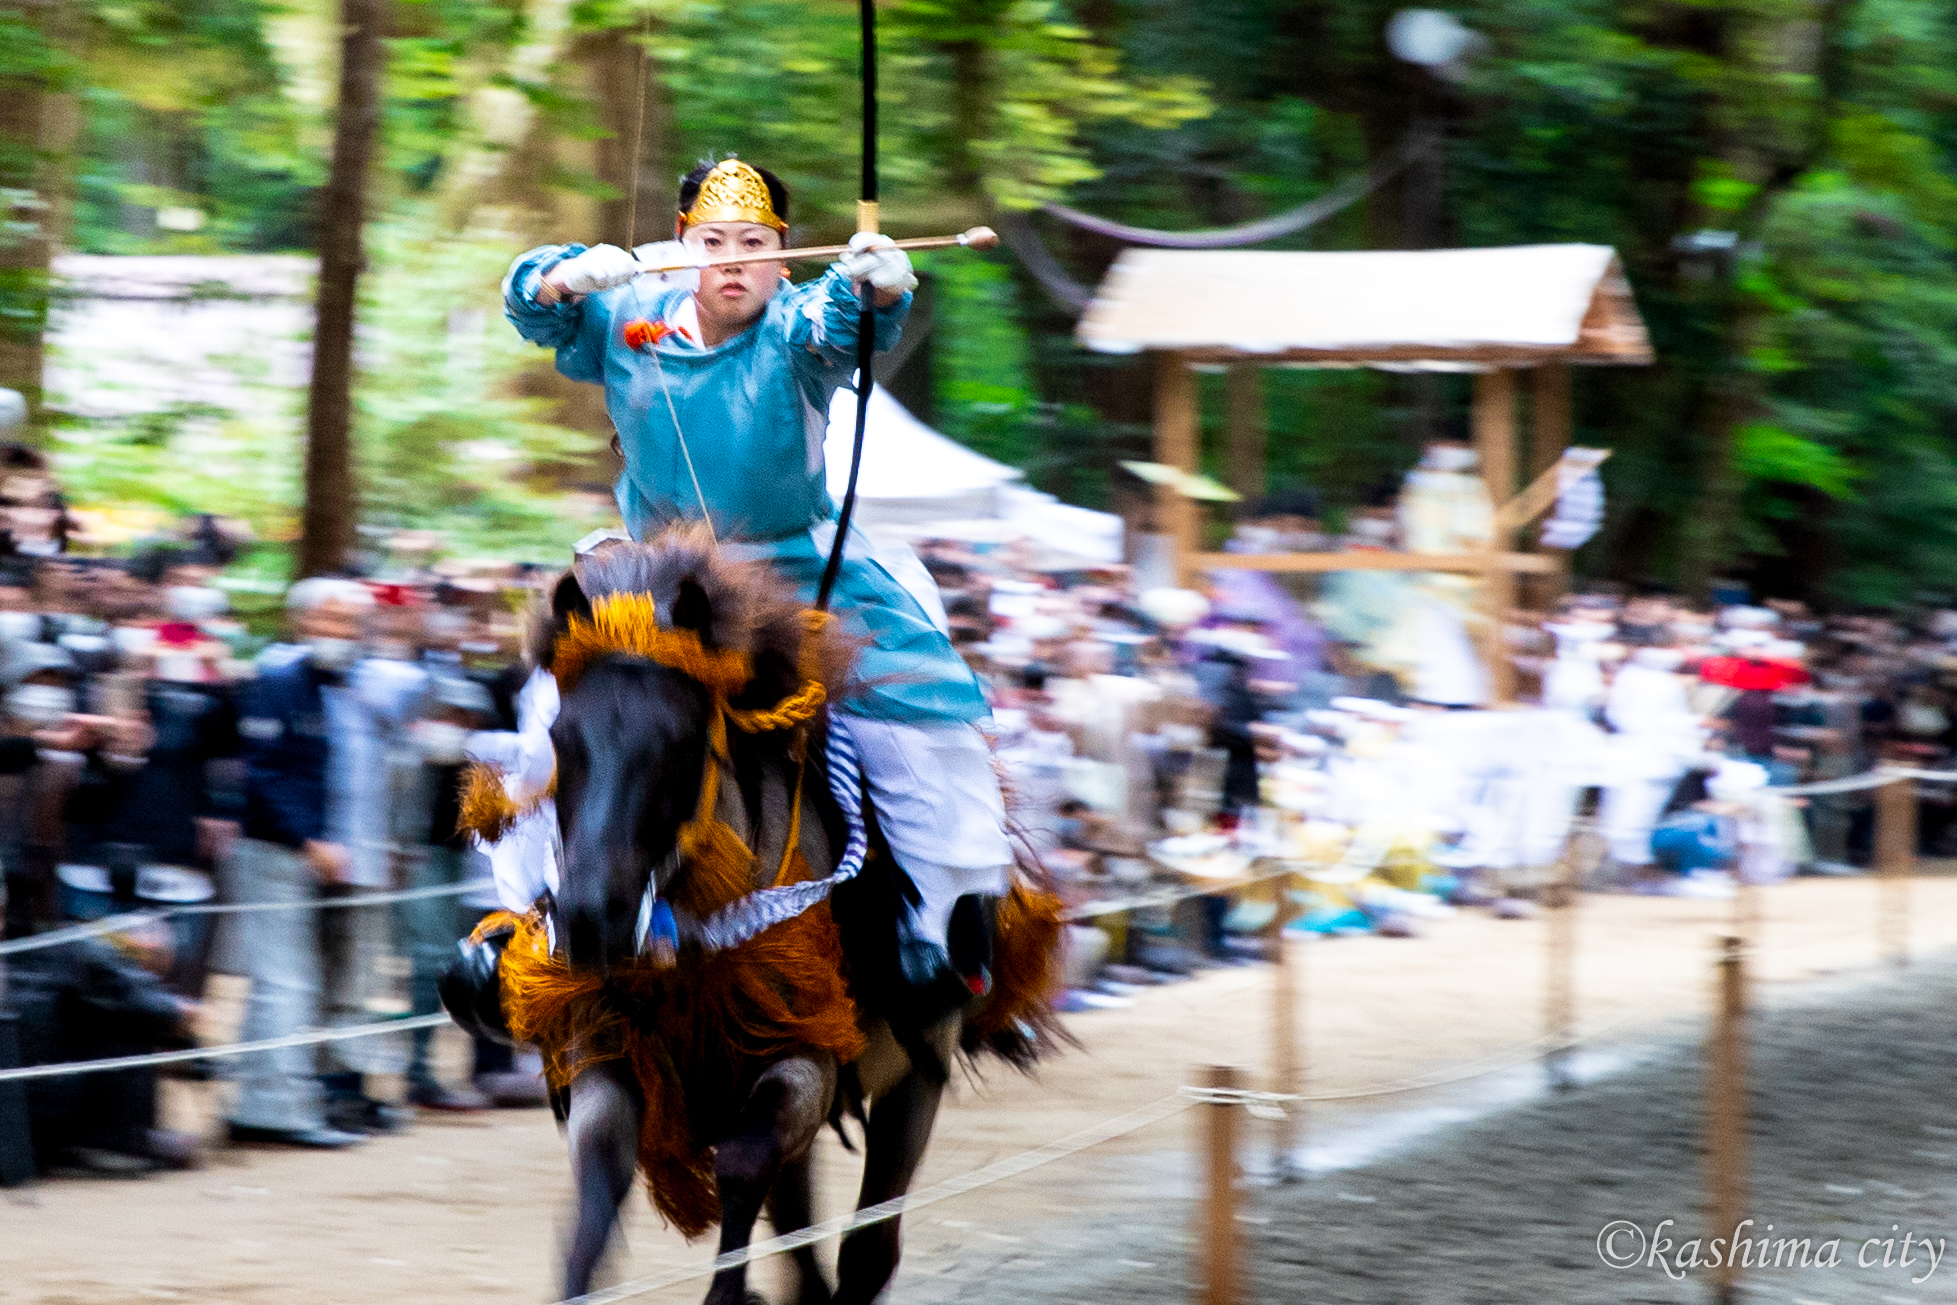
[
  {"left": 910, "top": 943, "right": 1957, "bottom": 1305},
  {"left": 9, "top": 872, "right": 1957, "bottom": 1305}
]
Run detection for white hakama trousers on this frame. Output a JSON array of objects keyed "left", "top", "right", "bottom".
[{"left": 475, "top": 674, "right": 1013, "bottom": 949}]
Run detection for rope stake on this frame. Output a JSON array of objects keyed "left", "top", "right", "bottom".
[{"left": 1178, "top": 1084, "right": 1301, "bottom": 1121}]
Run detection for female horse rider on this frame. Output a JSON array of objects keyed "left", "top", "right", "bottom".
[{"left": 494, "top": 157, "right": 1010, "bottom": 1022}]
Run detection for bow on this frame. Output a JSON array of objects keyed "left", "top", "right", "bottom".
[{"left": 814, "top": 0, "right": 880, "bottom": 612}]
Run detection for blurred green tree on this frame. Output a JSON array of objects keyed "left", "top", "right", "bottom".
[{"left": 25, "top": 0, "right": 1957, "bottom": 599}]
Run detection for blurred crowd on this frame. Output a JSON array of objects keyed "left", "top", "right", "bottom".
[
  {"left": 6, "top": 432, "right": 1954, "bottom": 1180},
  {"left": 921, "top": 490, "right": 1957, "bottom": 1007},
  {"left": 0, "top": 487, "right": 556, "bottom": 1176}
]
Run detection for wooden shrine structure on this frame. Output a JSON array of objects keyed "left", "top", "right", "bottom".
[{"left": 1076, "top": 243, "right": 1654, "bottom": 702}]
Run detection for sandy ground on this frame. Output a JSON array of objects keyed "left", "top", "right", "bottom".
[
  {"left": 8, "top": 870, "right": 1957, "bottom": 1305},
  {"left": 944, "top": 935, "right": 1957, "bottom": 1305}
]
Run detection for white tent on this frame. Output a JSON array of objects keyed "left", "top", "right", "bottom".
[
  {"left": 824, "top": 387, "right": 1124, "bottom": 563},
  {"left": 823, "top": 386, "right": 1021, "bottom": 519}
]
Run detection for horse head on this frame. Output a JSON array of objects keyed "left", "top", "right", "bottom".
[{"left": 538, "top": 528, "right": 843, "bottom": 972}]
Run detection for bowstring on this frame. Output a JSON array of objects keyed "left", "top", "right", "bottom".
[
  {"left": 621, "top": 7, "right": 716, "bottom": 547},
  {"left": 625, "top": 11, "right": 652, "bottom": 249},
  {"left": 645, "top": 343, "right": 718, "bottom": 547}
]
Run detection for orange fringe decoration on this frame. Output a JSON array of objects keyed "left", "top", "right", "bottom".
[
  {"left": 725, "top": 679, "right": 826, "bottom": 733},
  {"left": 497, "top": 568, "right": 1065, "bottom": 1237},
  {"left": 455, "top": 762, "right": 553, "bottom": 843},
  {"left": 668, "top": 797, "right": 760, "bottom": 921},
  {"left": 495, "top": 888, "right": 863, "bottom": 1239},
  {"left": 967, "top": 880, "right": 1067, "bottom": 1046},
  {"left": 552, "top": 593, "right": 754, "bottom": 694}
]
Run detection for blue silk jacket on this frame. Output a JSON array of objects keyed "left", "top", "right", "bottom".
[{"left": 503, "top": 246, "right": 987, "bottom": 724}]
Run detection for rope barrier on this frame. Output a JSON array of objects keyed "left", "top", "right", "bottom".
[
  {"left": 546, "top": 970, "right": 1806, "bottom": 1305},
  {"left": 0, "top": 878, "right": 483, "bottom": 958},
  {"left": 1, "top": 759, "right": 1930, "bottom": 962},
  {"left": 554, "top": 1092, "right": 1198, "bottom": 1305},
  {"left": 1770, "top": 763, "right": 1957, "bottom": 797},
  {"left": 0, "top": 1013, "right": 448, "bottom": 1084},
  {"left": 1064, "top": 863, "right": 1297, "bottom": 923},
  {"left": 4, "top": 800, "right": 1943, "bottom": 1089},
  {"left": 2, "top": 841, "right": 1939, "bottom": 1305},
  {"left": 0, "top": 845, "right": 1274, "bottom": 963},
  {"left": 1179, "top": 1084, "right": 1299, "bottom": 1119}
]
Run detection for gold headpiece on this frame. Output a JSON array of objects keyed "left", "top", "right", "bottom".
[{"left": 679, "top": 158, "right": 788, "bottom": 234}]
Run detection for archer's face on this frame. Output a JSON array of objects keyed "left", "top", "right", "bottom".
[{"left": 683, "top": 222, "right": 786, "bottom": 330}]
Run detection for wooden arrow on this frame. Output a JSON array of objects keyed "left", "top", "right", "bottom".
[{"left": 636, "top": 226, "right": 998, "bottom": 275}]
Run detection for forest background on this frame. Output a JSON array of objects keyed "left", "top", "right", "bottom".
[{"left": 4, "top": 0, "right": 1957, "bottom": 605}]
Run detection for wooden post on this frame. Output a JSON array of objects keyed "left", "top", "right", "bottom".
[
  {"left": 1474, "top": 369, "right": 1519, "bottom": 507},
  {"left": 1542, "top": 844, "right": 1578, "bottom": 1091},
  {"left": 1732, "top": 870, "right": 1762, "bottom": 958},
  {"left": 1876, "top": 776, "right": 1915, "bottom": 968},
  {"left": 1223, "top": 363, "right": 1266, "bottom": 503},
  {"left": 1529, "top": 364, "right": 1572, "bottom": 478},
  {"left": 1200, "top": 1064, "right": 1242, "bottom": 1305},
  {"left": 1473, "top": 370, "right": 1519, "bottom": 704},
  {"left": 1155, "top": 355, "right": 1200, "bottom": 585},
  {"left": 1269, "top": 872, "right": 1302, "bottom": 1179},
  {"left": 1706, "top": 936, "right": 1747, "bottom": 1305},
  {"left": 1528, "top": 364, "right": 1573, "bottom": 607}
]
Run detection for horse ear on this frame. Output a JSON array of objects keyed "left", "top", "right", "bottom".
[
  {"left": 672, "top": 577, "right": 714, "bottom": 641},
  {"left": 534, "top": 571, "right": 593, "bottom": 670},
  {"left": 552, "top": 571, "right": 592, "bottom": 626}
]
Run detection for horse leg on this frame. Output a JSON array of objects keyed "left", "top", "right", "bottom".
[
  {"left": 564, "top": 1061, "right": 642, "bottom": 1300},
  {"left": 765, "top": 1150, "right": 833, "bottom": 1305},
  {"left": 705, "top": 1056, "right": 835, "bottom": 1305},
  {"left": 833, "top": 1056, "right": 948, "bottom": 1305}
]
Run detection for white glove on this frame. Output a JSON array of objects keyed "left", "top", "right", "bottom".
[
  {"left": 632, "top": 239, "right": 708, "bottom": 269},
  {"left": 835, "top": 232, "right": 917, "bottom": 295},
  {"left": 630, "top": 240, "right": 703, "bottom": 291},
  {"left": 550, "top": 243, "right": 641, "bottom": 296}
]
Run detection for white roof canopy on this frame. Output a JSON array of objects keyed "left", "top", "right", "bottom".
[{"left": 1077, "top": 244, "right": 1652, "bottom": 369}]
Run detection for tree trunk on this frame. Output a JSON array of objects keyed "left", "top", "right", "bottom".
[
  {"left": 433, "top": 0, "right": 576, "bottom": 235},
  {"left": 1676, "top": 368, "right": 1749, "bottom": 598},
  {"left": 1672, "top": 0, "right": 1863, "bottom": 597},
  {"left": 943, "top": 37, "right": 990, "bottom": 216},
  {"left": 0, "top": 0, "right": 64, "bottom": 431},
  {"left": 585, "top": 23, "right": 673, "bottom": 249},
  {"left": 298, "top": 0, "right": 388, "bottom": 578},
  {"left": 935, "top": 0, "right": 1014, "bottom": 218}
]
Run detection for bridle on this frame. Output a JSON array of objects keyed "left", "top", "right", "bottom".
[{"left": 550, "top": 593, "right": 865, "bottom": 962}]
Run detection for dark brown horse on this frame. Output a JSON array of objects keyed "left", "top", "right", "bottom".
[{"left": 501, "top": 531, "right": 1060, "bottom": 1305}]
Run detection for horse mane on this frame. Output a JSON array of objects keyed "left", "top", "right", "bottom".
[{"left": 532, "top": 524, "right": 854, "bottom": 707}]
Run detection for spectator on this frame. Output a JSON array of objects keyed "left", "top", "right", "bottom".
[
  {"left": 223, "top": 577, "right": 376, "bottom": 1149},
  {"left": 8, "top": 938, "right": 199, "bottom": 1174},
  {"left": 394, "top": 674, "right": 498, "bottom": 1111}
]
